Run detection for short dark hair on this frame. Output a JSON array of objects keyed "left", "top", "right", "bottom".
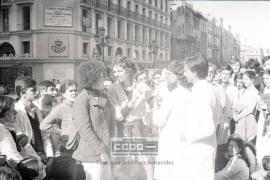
[
  {"left": 234, "top": 73, "right": 243, "bottom": 82},
  {"left": 59, "top": 80, "right": 78, "bottom": 94},
  {"left": 243, "top": 70, "right": 256, "bottom": 80},
  {"left": 229, "top": 58, "right": 240, "bottom": 65},
  {"left": 134, "top": 64, "right": 147, "bottom": 81},
  {"left": 79, "top": 61, "right": 105, "bottom": 88},
  {"left": 38, "top": 80, "right": 56, "bottom": 91},
  {"left": 185, "top": 54, "right": 209, "bottom": 79},
  {"left": 221, "top": 65, "right": 234, "bottom": 75},
  {"left": 15, "top": 76, "right": 36, "bottom": 98},
  {"left": 0, "top": 96, "right": 14, "bottom": 118}
]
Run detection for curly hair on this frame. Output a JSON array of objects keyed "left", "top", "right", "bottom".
[
  {"left": 245, "top": 58, "right": 260, "bottom": 73},
  {"left": 112, "top": 57, "right": 136, "bottom": 74},
  {"left": 79, "top": 61, "right": 105, "bottom": 88}
]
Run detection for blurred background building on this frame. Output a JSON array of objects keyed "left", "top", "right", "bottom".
[
  {"left": 169, "top": 0, "right": 240, "bottom": 66},
  {"left": 0, "top": 0, "right": 171, "bottom": 92}
]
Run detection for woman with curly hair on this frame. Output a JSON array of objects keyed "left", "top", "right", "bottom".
[
  {"left": 72, "top": 61, "right": 113, "bottom": 180},
  {"left": 153, "top": 60, "right": 190, "bottom": 180}
]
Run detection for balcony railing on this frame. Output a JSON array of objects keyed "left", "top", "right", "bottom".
[{"left": 80, "top": 0, "right": 169, "bottom": 30}]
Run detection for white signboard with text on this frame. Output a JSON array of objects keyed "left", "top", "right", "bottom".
[
  {"left": 44, "top": 63, "right": 74, "bottom": 82},
  {"left": 45, "top": 7, "right": 72, "bottom": 27}
]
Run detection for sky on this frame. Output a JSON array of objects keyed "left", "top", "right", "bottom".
[{"left": 189, "top": 1, "right": 270, "bottom": 49}]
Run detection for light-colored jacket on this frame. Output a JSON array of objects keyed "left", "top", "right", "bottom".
[
  {"left": 215, "top": 155, "right": 249, "bottom": 180},
  {"left": 0, "top": 124, "right": 23, "bottom": 168},
  {"left": 15, "top": 99, "right": 54, "bottom": 157}
]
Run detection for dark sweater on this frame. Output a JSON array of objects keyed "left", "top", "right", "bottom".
[{"left": 27, "top": 112, "right": 45, "bottom": 154}]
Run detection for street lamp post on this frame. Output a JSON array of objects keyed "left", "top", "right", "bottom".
[
  {"left": 95, "top": 27, "right": 109, "bottom": 62},
  {"left": 149, "top": 40, "right": 159, "bottom": 68}
]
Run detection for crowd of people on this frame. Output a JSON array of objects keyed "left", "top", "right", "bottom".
[{"left": 1, "top": 54, "right": 270, "bottom": 180}]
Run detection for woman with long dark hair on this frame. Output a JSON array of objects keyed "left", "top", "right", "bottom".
[{"left": 215, "top": 134, "right": 250, "bottom": 180}]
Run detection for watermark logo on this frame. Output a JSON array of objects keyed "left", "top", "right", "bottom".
[{"left": 111, "top": 137, "right": 158, "bottom": 157}]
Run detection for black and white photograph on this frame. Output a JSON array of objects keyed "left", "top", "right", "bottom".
[{"left": 0, "top": 0, "right": 270, "bottom": 179}]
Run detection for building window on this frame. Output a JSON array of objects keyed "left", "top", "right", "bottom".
[
  {"left": 155, "top": 0, "right": 158, "bottom": 7},
  {"left": 83, "top": 42, "right": 88, "bottom": 55},
  {"left": 82, "top": 9, "right": 87, "bottom": 32},
  {"left": 165, "top": 33, "right": 169, "bottom": 47},
  {"left": 135, "top": 24, "right": 140, "bottom": 42},
  {"left": 160, "top": 16, "right": 163, "bottom": 23},
  {"left": 117, "top": 20, "right": 123, "bottom": 39},
  {"left": 143, "top": 50, "right": 146, "bottom": 59},
  {"left": 118, "top": 0, "right": 122, "bottom": 13},
  {"left": 161, "top": 0, "right": 163, "bottom": 10},
  {"left": 142, "top": 8, "right": 146, "bottom": 16},
  {"left": 127, "top": 48, "right": 131, "bottom": 58},
  {"left": 149, "top": 0, "right": 152, "bottom": 5},
  {"left": 142, "top": 26, "right": 146, "bottom": 43},
  {"left": 165, "top": 18, "right": 168, "bottom": 25},
  {"left": 95, "top": 13, "right": 102, "bottom": 34},
  {"left": 21, "top": 41, "right": 30, "bottom": 54},
  {"left": 135, "top": 4, "right": 139, "bottom": 13},
  {"left": 107, "top": 16, "right": 112, "bottom": 36},
  {"left": 160, "top": 32, "right": 163, "bottom": 47},
  {"left": 1, "top": 9, "right": 9, "bottom": 32},
  {"left": 149, "top": 28, "right": 152, "bottom": 43},
  {"left": 155, "top": 13, "right": 158, "bottom": 21},
  {"left": 23, "top": 6, "right": 30, "bottom": 30},
  {"left": 108, "top": 46, "right": 112, "bottom": 56},
  {"left": 108, "top": 0, "right": 111, "bottom": 10},
  {"left": 127, "top": 1, "right": 131, "bottom": 12},
  {"left": 149, "top": 11, "right": 152, "bottom": 19},
  {"left": 127, "top": 22, "right": 132, "bottom": 41},
  {"left": 134, "top": 50, "right": 139, "bottom": 60}
]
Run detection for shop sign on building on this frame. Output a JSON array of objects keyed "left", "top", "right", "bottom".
[
  {"left": 45, "top": 7, "right": 72, "bottom": 27},
  {"left": 48, "top": 36, "right": 69, "bottom": 57}
]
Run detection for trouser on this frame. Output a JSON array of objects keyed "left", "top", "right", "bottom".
[
  {"left": 215, "top": 143, "right": 229, "bottom": 172},
  {"left": 82, "top": 161, "right": 112, "bottom": 180},
  {"left": 50, "top": 156, "right": 85, "bottom": 180},
  {"left": 82, "top": 162, "right": 102, "bottom": 180}
]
